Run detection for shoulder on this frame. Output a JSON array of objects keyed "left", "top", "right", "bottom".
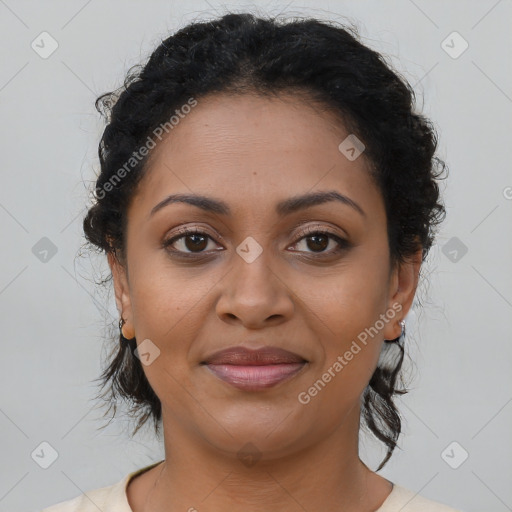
[
  {"left": 40, "top": 474, "right": 131, "bottom": 512},
  {"left": 377, "top": 483, "right": 463, "bottom": 512},
  {"left": 40, "top": 460, "right": 164, "bottom": 512}
]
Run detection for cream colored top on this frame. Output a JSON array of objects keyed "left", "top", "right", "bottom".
[{"left": 41, "top": 460, "right": 462, "bottom": 512}]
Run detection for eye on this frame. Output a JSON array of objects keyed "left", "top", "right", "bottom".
[
  {"left": 289, "top": 226, "right": 350, "bottom": 255},
  {"left": 162, "top": 227, "right": 221, "bottom": 255},
  {"left": 162, "top": 225, "right": 351, "bottom": 259}
]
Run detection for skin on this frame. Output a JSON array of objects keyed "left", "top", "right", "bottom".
[{"left": 108, "top": 92, "right": 422, "bottom": 512}]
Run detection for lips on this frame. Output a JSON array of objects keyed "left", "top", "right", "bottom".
[
  {"left": 203, "top": 346, "right": 306, "bottom": 365},
  {"left": 202, "top": 346, "right": 307, "bottom": 391}
]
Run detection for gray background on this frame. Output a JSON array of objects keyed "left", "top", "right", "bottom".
[{"left": 1, "top": 1, "right": 511, "bottom": 511}]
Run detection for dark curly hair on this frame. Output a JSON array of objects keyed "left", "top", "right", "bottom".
[{"left": 82, "top": 12, "right": 447, "bottom": 471}]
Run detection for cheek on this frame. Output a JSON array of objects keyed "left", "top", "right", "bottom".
[
  {"left": 303, "top": 259, "right": 389, "bottom": 340},
  {"left": 128, "top": 249, "right": 225, "bottom": 366},
  {"left": 297, "top": 249, "right": 389, "bottom": 385},
  {"left": 131, "top": 274, "right": 207, "bottom": 341},
  {"left": 127, "top": 266, "right": 212, "bottom": 404}
]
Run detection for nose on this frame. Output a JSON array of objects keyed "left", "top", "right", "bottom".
[{"left": 215, "top": 251, "right": 295, "bottom": 329}]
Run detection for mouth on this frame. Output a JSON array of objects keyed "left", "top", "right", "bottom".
[{"left": 201, "top": 346, "right": 308, "bottom": 391}]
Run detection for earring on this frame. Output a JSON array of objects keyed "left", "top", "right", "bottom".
[
  {"left": 384, "top": 319, "right": 406, "bottom": 343},
  {"left": 119, "top": 317, "right": 135, "bottom": 341}
]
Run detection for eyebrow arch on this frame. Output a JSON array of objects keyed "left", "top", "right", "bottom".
[{"left": 149, "top": 190, "right": 366, "bottom": 219}]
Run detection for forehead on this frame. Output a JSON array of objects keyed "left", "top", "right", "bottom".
[
  {"left": 130, "top": 92, "right": 383, "bottom": 221},
  {"left": 152, "top": 92, "right": 354, "bottom": 163}
]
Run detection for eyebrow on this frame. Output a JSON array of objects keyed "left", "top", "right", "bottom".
[{"left": 149, "top": 190, "right": 366, "bottom": 219}]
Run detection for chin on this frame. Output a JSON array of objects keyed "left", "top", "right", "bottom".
[{"left": 200, "top": 404, "right": 310, "bottom": 458}]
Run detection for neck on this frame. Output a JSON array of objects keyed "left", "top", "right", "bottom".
[{"left": 138, "top": 404, "right": 393, "bottom": 512}]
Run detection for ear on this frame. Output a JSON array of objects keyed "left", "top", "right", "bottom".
[
  {"left": 382, "top": 247, "right": 423, "bottom": 340},
  {"left": 108, "top": 252, "right": 135, "bottom": 339}
]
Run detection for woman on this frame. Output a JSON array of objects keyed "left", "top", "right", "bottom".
[{"left": 42, "top": 11, "right": 461, "bottom": 512}]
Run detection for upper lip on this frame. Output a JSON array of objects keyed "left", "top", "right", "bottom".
[{"left": 202, "top": 346, "right": 307, "bottom": 365}]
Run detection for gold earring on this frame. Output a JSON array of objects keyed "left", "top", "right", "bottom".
[{"left": 119, "top": 317, "right": 135, "bottom": 341}]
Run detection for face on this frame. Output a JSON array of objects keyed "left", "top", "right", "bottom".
[{"left": 109, "top": 92, "right": 421, "bottom": 461}]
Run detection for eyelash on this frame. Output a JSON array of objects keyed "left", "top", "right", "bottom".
[{"left": 162, "top": 225, "right": 350, "bottom": 259}]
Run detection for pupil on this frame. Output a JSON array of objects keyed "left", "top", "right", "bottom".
[
  {"left": 186, "top": 234, "right": 207, "bottom": 252},
  {"left": 308, "top": 234, "right": 328, "bottom": 252}
]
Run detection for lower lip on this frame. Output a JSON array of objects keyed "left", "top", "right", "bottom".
[{"left": 204, "top": 363, "right": 306, "bottom": 391}]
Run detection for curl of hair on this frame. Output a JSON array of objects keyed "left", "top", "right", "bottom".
[{"left": 83, "top": 12, "right": 448, "bottom": 469}]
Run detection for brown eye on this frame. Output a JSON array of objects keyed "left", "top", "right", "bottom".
[
  {"left": 180, "top": 233, "right": 209, "bottom": 252},
  {"left": 163, "top": 228, "right": 219, "bottom": 254},
  {"left": 304, "top": 233, "right": 329, "bottom": 252},
  {"left": 290, "top": 229, "right": 350, "bottom": 256}
]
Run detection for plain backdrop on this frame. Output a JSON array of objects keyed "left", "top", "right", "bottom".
[{"left": 0, "top": 1, "right": 511, "bottom": 511}]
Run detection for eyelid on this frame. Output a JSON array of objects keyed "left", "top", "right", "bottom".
[
  {"left": 288, "top": 218, "right": 348, "bottom": 238},
  {"left": 165, "top": 225, "right": 224, "bottom": 244},
  {"left": 164, "top": 222, "right": 346, "bottom": 245},
  {"left": 293, "top": 223, "right": 342, "bottom": 237},
  {"left": 163, "top": 222, "right": 350, "bottom": 259}
]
